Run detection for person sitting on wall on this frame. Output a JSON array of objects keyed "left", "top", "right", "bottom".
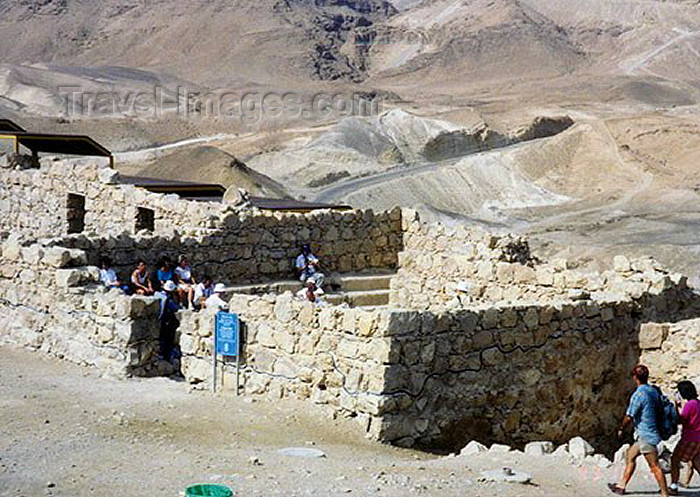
[
  {"left": 296, "top": 243, "right": 325, "bottom": 290},
  {"left": 155, "top": 280, "right": 180, "bottom": 363},
  {"left": 175, "top": 255, "right": 197, "bottom": 309},
  {"left": 295, "top": 280, "right": 325, "bottom": 304},
  {"left": 193, "top": 275, "right": 214, "bottom": 310},
  {"left": 204, "top": 283, "right": 229, "bottom": 311},
  {"left": 131, "top": 259, "right": 154, "bottom": 295},
  {"left": 156, "top": 256, "right": 175, "bottom": 291},
  {"left": 99, "top": 256, "right": 132, "bottom": 294}
]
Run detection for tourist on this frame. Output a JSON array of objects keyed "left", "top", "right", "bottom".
[
  {"left": 175, "top": 255, "right": 196, "bottom": 308},
  {"left": 296, "top": 243, "right": 325, "bottom": 289},
  {"left": 156, "top": 256, "right": 175, "bottom": 290},
  {"left": 156, "top": 280, "right": 180, "bottom": 362},
  {"left": 99, "top": 256, "right": 121, "bottom": 288},
  {"left": 204, "top": 283, "right": 229, "bottom": 311},
  {"left": 131, "top": 259, "right": 154, "bottom": 295},
  {"left": 296, "top": 280, "right": 325, "bottom": 305},
  {"left": 193, "top": 275, "right": 214, "bottom": 309},
  {"left": 609, "top": 365, "right": 669, "bottom": 497},
  {"left": 669, "top": 381, "right": 700, "bottom": 495}
]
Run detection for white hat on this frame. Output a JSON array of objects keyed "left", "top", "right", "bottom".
[
  {"left": 213, "top": 283, "right": 226, "bottom": 293},
  {"left": 163, "top": 280, "right": 177, "bottom": 292},
  {"left": 455, "top": 281, "right": 472, "bottom": 293}
]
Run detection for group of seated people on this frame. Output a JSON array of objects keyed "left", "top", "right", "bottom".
[
  {"left": 98, "top": 243, "right": 326, "bottom": 313},
  {"left": 98, "top": 255, "right": 228, "bottom": 311}
]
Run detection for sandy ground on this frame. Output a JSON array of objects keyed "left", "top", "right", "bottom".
[{"left": 1, "top": 345, "right": 697, "bottom": 497}]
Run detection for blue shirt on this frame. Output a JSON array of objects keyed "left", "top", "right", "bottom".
[
  {"left": 157, "top": 268, "right": 174, "bottom": 283},
  {"left": 626, "top": 384, "right": 662, "bottom": 445}
]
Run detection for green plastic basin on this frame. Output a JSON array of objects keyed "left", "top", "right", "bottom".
[{"left": 185, "top": 484, "right": 233, "bottom": 497}]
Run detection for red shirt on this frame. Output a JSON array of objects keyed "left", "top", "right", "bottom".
[{"left": 681, "top": 399, "right": 700, "bottom": 443}]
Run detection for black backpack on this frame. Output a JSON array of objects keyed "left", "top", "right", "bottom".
[{"left": 653, "top": 386, "right": 680, "bottom": 441}]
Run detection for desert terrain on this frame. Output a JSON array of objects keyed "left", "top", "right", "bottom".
[
  {"left": 2, "top": 0, "right": 700, "bottom": 276},
  {"left": 2, "top": 0, "right": 700, "bottom": 494},
  {"left": 1, "top": 346, "right": 689, "bottom": 497}
]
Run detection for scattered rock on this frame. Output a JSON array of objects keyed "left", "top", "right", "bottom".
[
  {"left": 568, "top": 437, "right": 595, "bottom": 460},
  {"left": 480, "top": 468, "right": 532, "bottom": 484},
  {"left": 277, "top": 447, "right": 327, "bottom": 459},
  {"left": 460, "top": 441, "right": 488, "bottom": 456},
  {"left": 488, "top": 443, "right": 512, "bottom": 454},
  {"left": 248, "top": 456, "right": 263, "bottom": 466},
  {"left": 524, "top": 441, "right": 554, "bottom": 456}
]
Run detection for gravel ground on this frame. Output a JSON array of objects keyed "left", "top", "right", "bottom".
[{"left": 1, "top": 345, "right": 697, "bottom": 497}]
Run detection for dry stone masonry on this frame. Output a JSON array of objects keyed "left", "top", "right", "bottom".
[{"left": 2, "top": 159, "right": 699, "bottom": 453}]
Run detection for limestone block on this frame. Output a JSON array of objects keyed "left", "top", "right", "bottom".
[
  {"left": 460, "top": 440, "right": 487, "bottom": 456},
  {"left": 337, "top": 338, "right": 359, "bottom": 359},
  {"left": 42, "top": 247, "right": 73, "bottom": 268},
  {"left": 181, "top": 356, "right": 210, "bottom": 384},
  {"left": 356, "top": 312, "right": 376, "bottom": 337},
  {"left": 523, "top": 308, "right": 539, "bottom": 330},
  {"left": 55, "top": 267, "right": 92, "bottom": 288},
  {"left": 639, "top": 323, "right": 669, "bottom": 350},
  {"left": 257, "top": 323, "right": 277, "bottom": 348},
  {"left": 524, "top": 441, "right": 554, "bottom": 456},
  {"left": 274, "top": 293, "right": 295, "bottom": 323},
  {"left": 568, "top": 437, "right": 594, "bottom": 459},
  {"left": 298, "top": 303, "right": 316, "bottom": 326},
  {"left": 21, "top": 245, "right": 44, "bottom": 265},
  {"left": 275, "top": 330, "right": 296, "bottom": 354},
  {"left": 613, "top": 255, "right": 631, "bottom": 273}
]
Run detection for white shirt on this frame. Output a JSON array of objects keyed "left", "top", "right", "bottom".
[
  {"left": 194, "top": 282, "right": 213, "bottom": 302},
  {"left": 296, "top": 253, "right": 319, "bottom": 272},
  {"left": 205, "top": 293, "right": 229, "bottom": 311},
  {"left": 175, "top": 265, "right": 193, "bottom": 283},
  {"left": 100, "top": 268, "right": 119, "bottom": 286}
]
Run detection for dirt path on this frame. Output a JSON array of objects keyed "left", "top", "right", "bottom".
[{"left": 1, "top": 345, "right": 689, "bottom": 496}]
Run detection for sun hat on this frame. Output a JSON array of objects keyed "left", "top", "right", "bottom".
[
  {"left": 455, "top": 281, "right": 472, "bottom": 293},
  {"left": 163, "top": 280, "right": 177, "bottom": 292},
  {"left": 213, "top": 283, "right": 226, "bottom": 293}
]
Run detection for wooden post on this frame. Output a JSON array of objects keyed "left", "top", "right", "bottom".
[
  {"left": 109, "top": 155, "right": 114, "bottom": 168},
  {"left": 13, "top": 136, "right": 19, "bottom": 155}
]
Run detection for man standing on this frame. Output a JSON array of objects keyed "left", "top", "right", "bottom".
[
  {"left": 609, "top": 365, "right": 669, "bottom": 496},
  {"left": 156, "top": 280, "right": 180, "bottom": 362},
  {"left": 295, "top": 243, "right": 325, "bottom": 290}
]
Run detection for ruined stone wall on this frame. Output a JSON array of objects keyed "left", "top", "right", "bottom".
[
  {"left": 1, "top": 162, "right": 403, "bottom": 284},
  {"left": 178, "top": 293, "right": 393, "bottom": 435},
  {"left": 0, "top": 161, "right": 226, "bottom": 238},
  {"left": 392, "top": 211, "right": 690, "bottom": 312},
  {"left": 376, "top": 288, "right": 695, "bottom": 451},
  {"left": 50, "top": 207, "right": 401, "bottom": 285},
  {"left": 640, "top": 318, "right": 700, "bottom": 392},
  {"left": 175, "top": 274, "right": 698, "bottom": 451},
  {"left": 0, "top": 239, "right": 162, "bottom": 378}
]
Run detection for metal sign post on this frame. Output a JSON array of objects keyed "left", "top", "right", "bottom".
[{"left": 213, "top": 311, "right": 240, "bottom": 395}]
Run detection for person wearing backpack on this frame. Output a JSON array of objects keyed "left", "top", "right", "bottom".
[
  {"left": 669, "top": 381, "right": 700, "bottom": 495},
  {"left": 609, "top": 365, "right": 669, "bottom": 497}
]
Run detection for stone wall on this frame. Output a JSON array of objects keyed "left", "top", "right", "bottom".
[
  {"left": 0, "top": 238, "right": 163, "bottom": 378},
  {"left": 377, "top": 284, "right": 698, "bottom": 452},
  {"left": 178, "top": 292, "right": 393, "bottom": 435},
  {"left": 392, "top": 211, "right": 689, "bottom": 311},
  {"left": 640, "top": 318, "right": 700, "bottom": 392},
  {"left": 176, "top": 272, "right": 699, "bottom": 452},
  {"left": 0, "top": 161, "right": 226, "bottom": 239},
  {"left": 1, "top": 161, "right": 403, "bottom": 284}
]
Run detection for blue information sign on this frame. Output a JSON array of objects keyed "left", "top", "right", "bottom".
[{"left": 215, "top": 311, "right": 239, "bottom": 356}]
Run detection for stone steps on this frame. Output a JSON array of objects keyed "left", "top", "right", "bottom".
[
  {"left": 225, "top": 272, "right": 393, "bottom": 308},
  {"left": 331, "top": 273, "right": 393, "bottom": 292},
  {"left": 324, "top": 289, "right": 390, "bottom": 307}
]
